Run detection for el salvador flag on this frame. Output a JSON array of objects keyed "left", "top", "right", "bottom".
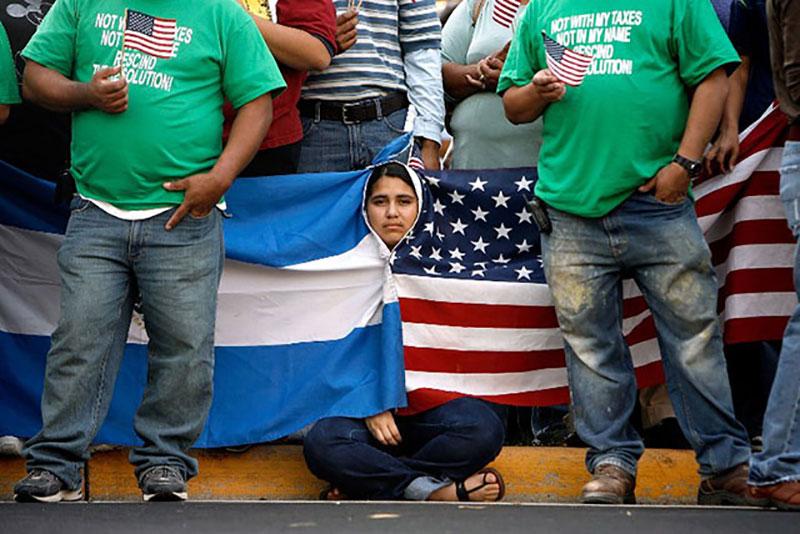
[{"left": 0, "top": 136, "right": 414, "bottom": 447}]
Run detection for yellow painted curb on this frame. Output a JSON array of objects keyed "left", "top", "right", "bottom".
[{"left": 0, "top": 446, "right": 700, "bottom": 503}]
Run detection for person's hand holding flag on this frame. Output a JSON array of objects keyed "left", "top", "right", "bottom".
[{"left": 531, "top": 69, "right": 566, "bottom": 103}]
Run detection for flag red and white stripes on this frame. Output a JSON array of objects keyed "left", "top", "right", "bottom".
[
  {"left": 542, "top": 31, "right": 593, "bottom": 87},
  {"left": 397, "top": 104, "right": 794, "bottom": 414},
  {"left": 492, "top": 0, "right": 521, "bottom": 29},
  {"left": 123, "top": 10, "right": 177, "bottom": 59}
]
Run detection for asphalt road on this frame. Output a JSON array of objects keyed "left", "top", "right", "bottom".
[{"left": 0, "top": 501, "right": 795, "bottom": 534}]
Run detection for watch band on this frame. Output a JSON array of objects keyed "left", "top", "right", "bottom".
[{"left": 672, "top": 154, "right": 703, "bottom": 178}]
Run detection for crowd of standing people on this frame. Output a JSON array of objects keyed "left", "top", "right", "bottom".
[{"left": 0, "top": 0, "right": 798, "bottom": 510}]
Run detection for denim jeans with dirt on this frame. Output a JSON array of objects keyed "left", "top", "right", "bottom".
[{"left": 541, "top": 191, "right": 751, "bottom": 478}]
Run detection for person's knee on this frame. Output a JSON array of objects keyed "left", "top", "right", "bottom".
[
  {"left": 445, "top": 399, "right": 506, "bottom": 463},
  {"left": 303, "top": 417, "right": 363, "bottom": 475},
  {"left": 474, "top": 407, "right": 505, "bottom": 462}
]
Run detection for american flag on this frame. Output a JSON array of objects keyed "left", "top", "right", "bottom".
[
  {"left": 492, "top": 0, "right": 521, "bottom": 29},
  {"left": 542, "top": 31, "right": 593, "bottom": 87},
  {"left": 123, "top": 10, "right": 177, "bottom": 59},
  {"left": 393, "top": 104, "right": 794, "bottom": 414}
]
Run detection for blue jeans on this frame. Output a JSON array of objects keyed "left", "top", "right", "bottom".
[
  {"left": 541, "top": 192, "right": 750, "bottom": 477},
  {"left": 750, "top": 140, "right": 800, "bottom": 485},
  {"left": 23, "top": 199, "right": 223, "bottom": 489},
  {"left": 303, "top": 397, "right": 506, "bottom": 500},
  {"left": 296, "top": 105, "right": 408, "bottom": 172}
]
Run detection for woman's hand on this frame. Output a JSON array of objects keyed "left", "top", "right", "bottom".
[
  {"left": 365, "top": 411, "right": 402, "bottom": 446},
  {"left": 464, "top": 55, "right": 505, "bottom": 92}
]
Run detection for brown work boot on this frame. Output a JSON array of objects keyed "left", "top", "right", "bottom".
[
  {"left": 581, "top": 464, "right": 636, "bottom": 504},
  {"left": 697, "top": 463, "right": 750, "bottom": 505},
  {"left": 747, "top": 481, "right": 800, "bottom": 511}
]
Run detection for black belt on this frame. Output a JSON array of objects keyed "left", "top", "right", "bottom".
[{"left": 299, "top": 92, "right": 409, "bottom": 124}]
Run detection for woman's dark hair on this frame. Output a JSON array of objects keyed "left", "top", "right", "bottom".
[{"left": 365, "top": 162, "right": 416, "bottom": 200}]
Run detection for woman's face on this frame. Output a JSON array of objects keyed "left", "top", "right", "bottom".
[{"left": 366, "top": 175, "right": 418, "bottom": 249}]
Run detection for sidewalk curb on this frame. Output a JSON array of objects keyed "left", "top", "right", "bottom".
[{"left": 0, "top": 446, "right": 699, "bottom": 503}]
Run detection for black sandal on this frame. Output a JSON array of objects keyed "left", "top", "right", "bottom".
[{"left": 455, "top": 467, "right": 506, "bottom": 502}]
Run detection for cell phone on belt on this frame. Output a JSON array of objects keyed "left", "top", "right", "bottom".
[{"left": 526, "top": 195, "right": 552, "bottom": 235}]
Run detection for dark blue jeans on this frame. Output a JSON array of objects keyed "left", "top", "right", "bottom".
[
  {"left": 23, "top": 199, "right": 223, "bottom": 489},
  {"left": 303, "top": 397, "right": 506, "bottom": 500}
]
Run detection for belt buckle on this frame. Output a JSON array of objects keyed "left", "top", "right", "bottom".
[{"left": 341, "top": 102, "right": 360, "bottom": 125}]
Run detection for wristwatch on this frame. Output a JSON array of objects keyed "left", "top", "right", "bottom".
[{"left": 672, "top": 154, "right": 703, "bottom": 179}]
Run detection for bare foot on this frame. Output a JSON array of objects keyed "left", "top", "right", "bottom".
[{"left": 428, "top": 470, "right": 502, "bottom": 502}]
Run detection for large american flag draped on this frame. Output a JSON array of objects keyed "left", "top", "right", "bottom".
[
  {"left": 123, "top": 10, "right": 177, "bottom": 59},
  {"left": 393, "top": 104, "right": 794, "bottom": 414},
  {"left": 542, "top": 31, "right": 593, "bottom": 87}
]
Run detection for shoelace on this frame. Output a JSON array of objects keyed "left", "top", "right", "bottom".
[{"left": 146, "top": 466, "right": 177, "bottom": 481}]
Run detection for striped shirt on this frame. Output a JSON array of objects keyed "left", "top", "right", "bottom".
[{"left": 302, "top": 0, "right": 441, "bottom": 101}]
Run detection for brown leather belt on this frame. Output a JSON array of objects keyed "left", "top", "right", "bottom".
[{"left": 299, "top": 92, "right": 409, "bottom": 124}]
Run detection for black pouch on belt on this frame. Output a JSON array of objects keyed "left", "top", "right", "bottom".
[{"left": 526, "top": 194, "right": 552, "bottom": 235}]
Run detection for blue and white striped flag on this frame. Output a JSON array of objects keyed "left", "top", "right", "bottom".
[{"left": 0, "top": 156, "right": 408, "bottom": 447}]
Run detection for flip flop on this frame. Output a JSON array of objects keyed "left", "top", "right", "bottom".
[
  {"left": 319, "top": 486, "right": 348, "bottom": 501},
  {"left": 455, "top": 467, "right": 506, "bottom": 502}
]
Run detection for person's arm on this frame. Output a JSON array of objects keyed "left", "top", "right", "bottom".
[
  {"left": 365, "top": 411, "right": 402, "bottom": 446},
  {"left": 163, "top": 93, "right": 273, "bottom": 230},
  {"left": 639, "top": 68, "right": 729, "bottom": 202},
  {"left": 400, "top": 0, "right": 445, "bottom": 170},
  {"left": 444, "top": 44, "right": 509, "bottom": 99},
  {"left": 22, "top": 61, "right": 128, "bottom": 114},
  {"left": 780, "top": 0, "right": 800, "bottom": 103},
  {"left": 406, "top": 47, "right": 445, "bottom": 170},
  {"left": 705, "top": 56, "right": 749, "bottom": 174},
  {"left": 441, "top": 0, "right": 483, "bottom": 99},
  {"left": 443, "top": 62, "right": 485, "bottom": 99},
  {"left": 247, "top": 15, "right": 332, "bottom": 71},
  {"left": 0, "top": 104, "right": 9, "bottom": 124},
  {"left": 502, "top": 68, "right": 564, "bottom": 124}
]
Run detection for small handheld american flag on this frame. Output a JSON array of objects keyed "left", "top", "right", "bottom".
[
  {"left": 123, "top": 10, "right": 177, "bottom": 59},
  {"left": 542, "top": 31, "right": 592, "bottom": 87}
]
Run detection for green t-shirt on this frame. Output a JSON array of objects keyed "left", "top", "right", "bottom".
[
  {"left": 497, "top": 0, "right": 739, "bottom": 217},
  {"left": 22, "top": 0, "right": 285, "bottom": 210},
  {"left": 0, "top": 24, "right": 21, "bottom": 105}
]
